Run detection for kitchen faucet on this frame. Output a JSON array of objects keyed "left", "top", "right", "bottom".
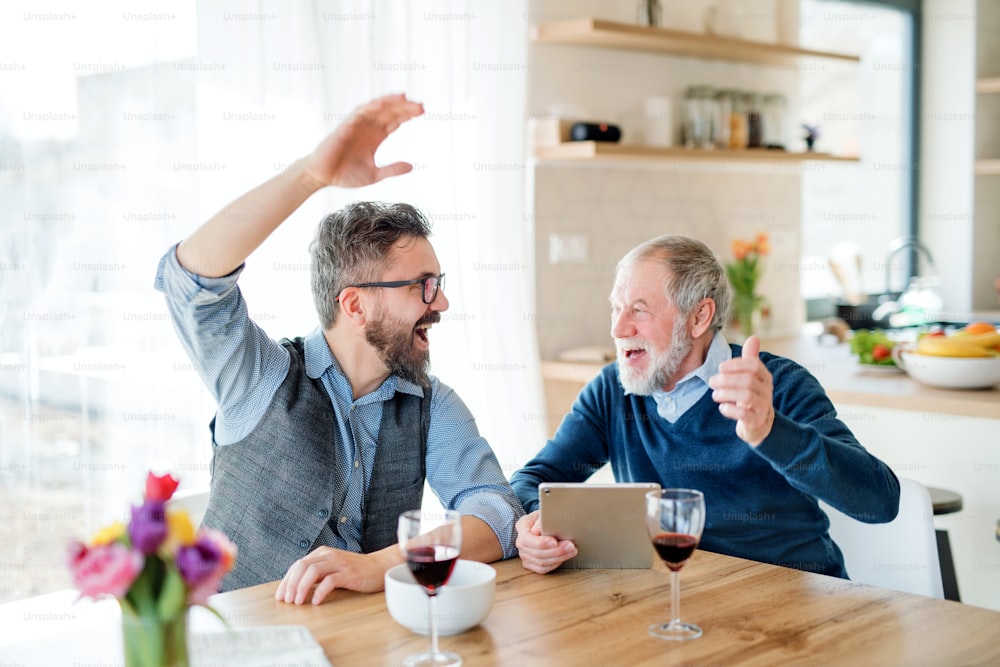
[
  {"left": 884, "top": 235, "right": 935, "bottom": 295},
  {"left": 873, "top": 236, "right": 940, "bottom": 325}
]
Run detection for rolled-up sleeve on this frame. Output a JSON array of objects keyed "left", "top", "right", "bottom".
[
  {"left": 154, "top": 244, "right": 289, "bottom": 445},
  {"left": 425, "top": 380, "right": 525, "bottom": 559}
]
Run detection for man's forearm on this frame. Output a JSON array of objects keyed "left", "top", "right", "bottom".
[
  {"left": 460, "top": 515, "right": 504, "bottom": 563},
  {"left": 176, "top": 158, "right": 324, "bottom": 277}
]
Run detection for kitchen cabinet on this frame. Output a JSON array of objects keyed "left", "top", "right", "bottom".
[{"left": 531, "top": 17, "right": 860, "bottom": 164}]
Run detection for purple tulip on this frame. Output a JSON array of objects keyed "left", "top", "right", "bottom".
[
  {"left": 128, "top": 500, "right": 168, "bottom": 555},
  {"left": 176, "top": 535, "right": 222, "bottom": 588}
]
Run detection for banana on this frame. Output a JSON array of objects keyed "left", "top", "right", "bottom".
[
  {"left": 916, "top": 336, "right": 997, "bottom": 358},
  {"left": 961, "top": 331, "right": 1000, "bottom": 349}
]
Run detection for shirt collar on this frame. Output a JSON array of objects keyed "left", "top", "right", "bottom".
[
  {"left": 651, "top": 331, "right": 733, "bottom": 400},
  {"left": 303, "top": 327, "right": 424, "bottom": 398}
]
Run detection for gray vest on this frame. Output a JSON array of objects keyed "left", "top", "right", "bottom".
[{"left": 203, "top": 337, "right": 430, "bottom": 591}]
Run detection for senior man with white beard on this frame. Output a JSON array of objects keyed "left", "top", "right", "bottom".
[{"left": 511, "top": 234, "right": 899, "bottom": 578}]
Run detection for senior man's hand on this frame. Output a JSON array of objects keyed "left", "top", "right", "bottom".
[
  {"left": 515, "top": 510, "right": 577, "bottom": 574},
  {"left": 709, "top": 335, "right": 776, "bottom": 447}
]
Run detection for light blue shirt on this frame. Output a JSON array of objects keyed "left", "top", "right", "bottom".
[
  {"left": 651, "top": 333, "right": 733, "bottom": 423},
  {"left": 154, "top": 245, "right": 523, "bottom": 558}
]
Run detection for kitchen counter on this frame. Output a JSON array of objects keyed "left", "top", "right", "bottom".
[{"left": 541, "top": 328, "right": 1000, "bottom": 421}]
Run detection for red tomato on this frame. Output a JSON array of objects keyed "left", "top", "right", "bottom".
[{"left": 872, "top": 344, "right": 891, "bottom": 361}]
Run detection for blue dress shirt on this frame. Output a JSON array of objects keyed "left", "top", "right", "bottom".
[{"left": 154, "top": 245, "right": 523, "bottom": 558}]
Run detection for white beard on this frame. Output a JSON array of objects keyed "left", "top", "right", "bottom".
[{"left": 617, "top": 324, "right": 693, "bottom": 396}]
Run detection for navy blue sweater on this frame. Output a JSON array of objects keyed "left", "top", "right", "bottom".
[{"left": 511, "top": 346, "right": 900, "bottom": 578}]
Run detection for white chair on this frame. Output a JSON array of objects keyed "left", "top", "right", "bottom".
[
  {"left": 167, "top": 488, "right": 210, "bottom": 528},
  {"left": 820, "top": 478, "right": 944, "bottom": 599}
]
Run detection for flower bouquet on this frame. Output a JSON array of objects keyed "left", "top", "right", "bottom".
[
  {"left": 66, "top": 472, "right": 235, "bottom": 667},
  {"left": 726, "top": 233, "right": 771, "bottom": 339}
]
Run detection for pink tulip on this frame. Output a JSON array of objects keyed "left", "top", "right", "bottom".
[{"left": 67, "top": 540, "right": 144, "bottom": 600}]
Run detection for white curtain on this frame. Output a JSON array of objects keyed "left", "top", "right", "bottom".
[
  {"left": 0, "top": 0, "right": 543, "bottom": 602},
  {"left": 194, "top": 0, "right": 545, "bottom": 478}
]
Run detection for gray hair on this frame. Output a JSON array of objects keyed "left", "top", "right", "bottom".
[
  {"left": 616, "top": 234, "right": 732, "bottom": 333},
  {"left": 309, "top": 201, "right": 432, "bottom": 328}
]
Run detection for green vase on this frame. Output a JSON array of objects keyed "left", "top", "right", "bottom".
[
  {"left": 121, "top": 607, "right": 189, "bottom": 667},
  {"left": 733, "top": 294, "right": 761, "bottom": 339}
]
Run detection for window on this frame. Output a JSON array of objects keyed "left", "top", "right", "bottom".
[
  {"left": 0, "top": 1, "right": 538, "bottom": 605},
  {"left": 799, "top": 0, "right": 920, "bottom": 310}
]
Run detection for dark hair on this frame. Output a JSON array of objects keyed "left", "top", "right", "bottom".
[
  {"left": 617, "top": 234, "right": 732, "bottom": 333},
  {"left": 309, "top": 201, "right": 432, "bottom": 328}
]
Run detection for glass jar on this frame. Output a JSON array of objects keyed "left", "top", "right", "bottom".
[
  {"left": 713, "top": 89, "right": 733, "bottom": 149},
  {"left": 684, "top": 86, "right": 715, "bottom": 149},
  {"left": 762, "top": 93, "right": 787, "bottom": 149},
  {"left": 728, "top": 91, "right": 748, "bottom": 149},
  {"left": 747, "top": 93, "right": 764, "bottom": 149}
]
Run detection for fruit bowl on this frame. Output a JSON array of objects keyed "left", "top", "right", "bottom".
[{"left": 895, "top": 350, "right": 1000, "bottom": 389}]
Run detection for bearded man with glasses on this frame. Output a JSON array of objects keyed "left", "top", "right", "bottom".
[{"left": 155, "top": 94, "right": 523, "bottom": 603}]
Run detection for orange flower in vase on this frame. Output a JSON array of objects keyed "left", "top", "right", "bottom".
[{"left": 725, "top": 233, "right": 770, "bottom": 339}]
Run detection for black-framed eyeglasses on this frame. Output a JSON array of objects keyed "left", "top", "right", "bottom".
[{"left": 348, "top": 273, "right": 446, "bottom": 304}]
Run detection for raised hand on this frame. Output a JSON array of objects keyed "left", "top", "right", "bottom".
[
  {"left": 176, "top": 93, "right": 425, "bottom": 278},
  {"left": 303, "top": 93, "right": 425, "bottom": 189},
  {"left": 708, "top": 335, "right": 775, "bottom": 446}
]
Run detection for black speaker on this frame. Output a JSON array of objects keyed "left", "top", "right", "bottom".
[{"left": 570, "top": 122, "right": 621, "bottom": 143}]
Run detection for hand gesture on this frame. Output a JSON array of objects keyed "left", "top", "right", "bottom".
[
  {"left": 515, "top": 510, "right": 577, "bottom": 574},
  {"left": 304, "top": 93, "right": 425, "bottom": 189},
  {"left": 709, "top": 335, "right": 775, "bottom": 446}
]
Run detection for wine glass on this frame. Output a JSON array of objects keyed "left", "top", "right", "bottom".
[
  {"left": 397, "top": 509, "right": 463, "bottom": 667},
  {"left": 645, "top": 489, "right": 706, "bottom": 640}
]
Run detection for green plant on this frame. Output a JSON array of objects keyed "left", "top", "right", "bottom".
[{"left": 726, "top": 233, "right": 770, "bottom": 338}]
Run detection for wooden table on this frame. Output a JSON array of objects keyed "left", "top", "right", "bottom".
[{"left": 208, "top": 553, "right": 1000, "bottom": 666}]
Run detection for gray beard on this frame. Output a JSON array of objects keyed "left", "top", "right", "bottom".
[
  {"left": 618, "top": 324, "right": 693, "bottom": 396},
  {"left": 364, "top": 313, "right": 433, "bottom": 387}
]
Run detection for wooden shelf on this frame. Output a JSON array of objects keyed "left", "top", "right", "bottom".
[
  {"left": 976, "top": 78, "right": 1000, "bottom": 94},
  {"left": 532, "top": 17, "right": 859, "bottom": 67},
  {"left": 534, "top": 141, "right": 859, "bottom": 163},
  {"left": 975, "top": 159, "right": 1000, "bottom": 174}
]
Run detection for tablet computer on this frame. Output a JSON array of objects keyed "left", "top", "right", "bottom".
[{"left": 538, "top": 482, "right": 661, "bottom": 569}]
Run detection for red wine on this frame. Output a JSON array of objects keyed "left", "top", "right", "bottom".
[
  {"left": 406, "top": 545, "right": 460, "bottom": 593},
  {"left": 652, "top": 533, "right": 699, "bottom": 571}
]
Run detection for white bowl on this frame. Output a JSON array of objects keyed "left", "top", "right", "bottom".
[
  {"left": 897, "top": 350, "right": 1000, "bottom": 389},
  {"left": 384, "top": 559, "right": 496, "bottom": 635}
]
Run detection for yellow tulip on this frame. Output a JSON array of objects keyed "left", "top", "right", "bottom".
[
  {"left": 164, "top": 509, "right": 197, "bottom": 549},
  {"left": 90, "top": 521, "right": 126, "bottom": 546}
]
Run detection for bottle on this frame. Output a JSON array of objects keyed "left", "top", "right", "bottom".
[
  {"left": 747, "top": 93, "right": 764, "bottom": 149},
  {"left": 728, "top": 92, "right": 748, "bottom": 149}
]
